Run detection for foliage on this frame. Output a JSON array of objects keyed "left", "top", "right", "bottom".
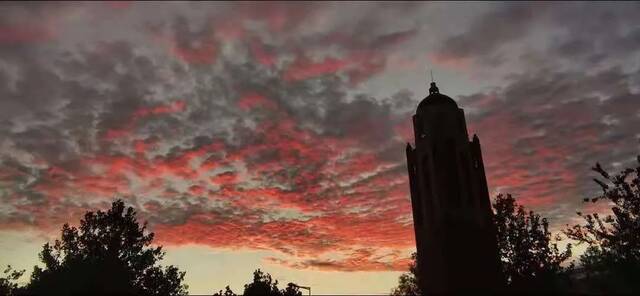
[
  {"left": 0, "top": 265, "right": 25, "bottom": 296},
  {"left": 564, "top": 156, "right": 640, "bottom": 293},
  {"left": 213, "top": 285, "right": 238, "bottom": 296},
  {"left": 494, "top": 193, "right": 573, "bottom": 293},
  {"left": 20, "top": 199, "right": 188, "bottom": 296},
  {"left": 282, "top": 283, "right": 304, "bottom": 296},
  {"left": 243, "top": 269, "right": 282, "bottom": 296},
  {"left": 213, "top": 269, "right": 302, "bottom": 296},
  {"left": 390, "top": 252, "right": 420, "bottom": 296}
]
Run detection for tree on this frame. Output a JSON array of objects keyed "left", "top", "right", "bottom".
[
  {"left": 565, "top": 156, "right": 640, "bottom": 293},
  {"left": 390, "top": 252, "right": 419, "bottom": 296},
  {"left": 20, "top": 199, "right": 188, "bottom": 296},
  {"left": 494, "top": 194, "right": 573, "bottom": 293},
  {"left": 0, "top": 266, "right": 24, "bottom": 296},
  {"left": 242, "top": 269, "right": 302, "bottom": 296},
  {"left": 282, "top": 283, "right": 303, "bottom": 296},
  {"left": 243, "top": 269, "right": 281, "bottom": 296},
  {"left": 213, "top": 285, "right": 237, "bottom": 296},
  {"left": 212, "top": 269, "right": 302, "bottom": 296},
  {"left": 391, "top": 194, "right": 572, "bottom": 295}
]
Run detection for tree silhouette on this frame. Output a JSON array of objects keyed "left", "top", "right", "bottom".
[
  {"left": 390, "top": 252, "right": 419, "bottom": 296},
  {"left": 212, "top": 269, "right": 302, "bottom": 296},
  {"left": 494, "top": 193, "right": 572, "bottom": 293},
  {"left": 0, "top": 266, "right": 25, "bottom": 296},
  {"left": 281, "top": 283, "right": 303, "bottom": 296},
  {"left": 391, "top": 194, "right": 572, "bottom": 295},
  {"left": 19, "top": 199, "right": 188, "bottom": 296},
  {"left": 565, "top": 156, "right": 640, "bottom": 293},
  {"left": 212, "top": 285, "right": 237, "bottom": 296},
  {"left": 243, "top": 269, "right": 282, "bottom": 296}
]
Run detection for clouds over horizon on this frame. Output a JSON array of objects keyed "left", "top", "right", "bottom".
[{"left": 0, "top": 1, "right": 639, "bottom": 279}]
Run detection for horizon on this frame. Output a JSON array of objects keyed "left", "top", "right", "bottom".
[{"left": 1, "top": 2, "right": 639, "bottom": 294}]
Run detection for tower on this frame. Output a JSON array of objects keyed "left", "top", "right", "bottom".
[{"left": 406, "top": 81, "right": 502, "bottom": 294}]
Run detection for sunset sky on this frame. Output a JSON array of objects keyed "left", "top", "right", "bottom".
[{"left": 1, "top": 2, "right": 639, "bottom": 294}]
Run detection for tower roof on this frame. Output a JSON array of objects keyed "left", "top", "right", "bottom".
[{"left": 416, "top": 82, "right": 458, "bottom": 113}]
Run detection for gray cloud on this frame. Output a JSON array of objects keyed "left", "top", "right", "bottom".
[{"left": 0, "top": 2, "right": 422, "bottom": 229}]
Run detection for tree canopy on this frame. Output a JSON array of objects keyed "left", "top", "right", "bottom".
[
  {"left": 494, "top": 193, "right": 572, "bottom": 293},
  {"left": 213, "top": 269, "right": 302, "bottom": 296},
  {"left": 0, "top": 266, "right": 24, "bottom": 296},
  {"left": 18, "top": 199, "right": 188, "bottom": 296},
  {"left": 390, "top": 252, "right": 420, "bottom": 296},
  {"left": 565, "top": 156, "right": 640, "bottom": 293}
]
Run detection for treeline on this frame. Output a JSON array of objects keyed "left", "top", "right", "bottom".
[{"left": 392, "top": 155, "right": 640, "bottom": 295}]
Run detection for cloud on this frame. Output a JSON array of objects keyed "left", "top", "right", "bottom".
[
  {"left": 265, "top": 247, "right": 413, "bottom": 272},
  {"left": 434, "top": 3, "right": 544, "bottom": 66},
  {"left": 462, "top": 66, "right": 640, "bottom": 218},
  {"left": 0, "top": 2, "right": 425, "bottom": 272},
  {"left": 1, "top": 2, "right": 639, "bottom": 274}
]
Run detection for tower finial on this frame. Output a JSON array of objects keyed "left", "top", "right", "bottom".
[{"left": 429, "top": 70, "right": 439, "bottom": 94}]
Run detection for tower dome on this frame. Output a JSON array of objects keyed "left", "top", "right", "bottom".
[{"left": 416, "top": 82, "right": 458, "bottom": 113}]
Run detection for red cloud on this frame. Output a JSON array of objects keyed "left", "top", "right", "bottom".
[
  {"left": 467, "top": 104, "right": 579, "bottom": 209},
  {"left": 188, "top": 185, "right": 206, "bottom": 196},
  {"left": 143, "top": 108, "right": 416, "bottom": 267},
  {"left": 1, "top": 14, "right": 427, "bottom": 272},
  {"left": 154, "top": 29, "right": 218, "bottom": 65},
  {"left": 284, "top": 56, "right": 352, "bottom": 81},
  {"left": 134, "top": 100, "right": 186, "bottom": 117},
  {"left": 231, "top": 3, "right": 316, "bottom": 34},
  {"left": 0, "top": 24, "right": 54, "bottom": 44},
  {"left": 283, "top": 51, "right": 386, "bottom": 85},
  {"left": 104, "top": 128, "right": 132, "bottom": 141},
  {"left": 133, "top": 139, "right": 156, "bottom": 155},
  {"left": 9, "top": 101, "right": 415, "bottom": 272},
  {"left": 170, "top": 41, "right": 217, "bottom": 65},
  {"left": 210, "top": 171, "right": 238, "bottom": 186},
  {"left": 101, "top": 100, "right": 186, "bottom": 141},
  {"left": 237, "top": 93, "right": 278, "bottom": 111},
  {"left": 250, "top": 38, "right": 277, "bottom": 66}
]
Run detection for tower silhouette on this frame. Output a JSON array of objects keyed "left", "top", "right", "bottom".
[{"left": 406, "top": 81, "right": 502, "bottom": 294}]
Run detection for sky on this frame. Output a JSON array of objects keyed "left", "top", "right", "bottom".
[{"left": 0, "top": 1, "right": 639, "bottom": 294}]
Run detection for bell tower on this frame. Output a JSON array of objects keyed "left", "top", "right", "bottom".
[{"left": 405, "top": 81, "right": 502, "bottom": 294}]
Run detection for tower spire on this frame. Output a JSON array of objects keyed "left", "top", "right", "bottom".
[{"left": 428, "top": 70, "right": 439, "bottom": 94}]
